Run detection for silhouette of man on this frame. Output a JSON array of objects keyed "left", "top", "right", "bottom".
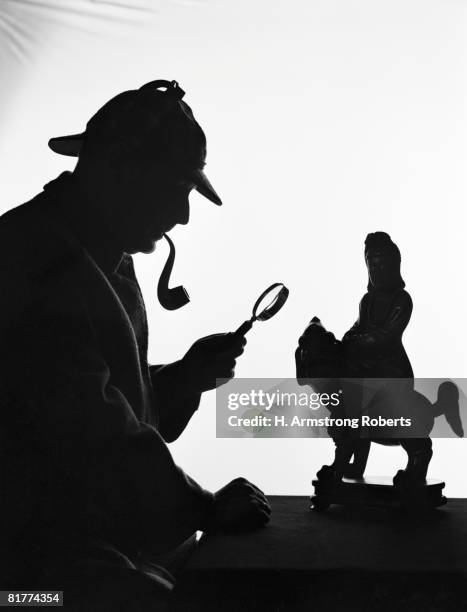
[{"left": 0, "top": 80, "right": 270, "bottom": 608}]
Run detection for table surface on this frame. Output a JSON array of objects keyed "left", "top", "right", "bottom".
[{"left": 185, "top": 495, "right": 467, "bottom": 575}]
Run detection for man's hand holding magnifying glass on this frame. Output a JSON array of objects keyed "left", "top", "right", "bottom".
[
  {"left": 179, "top": 283, "right": 289, "bottom": 394},
  {"left": 170, "top": 283, "right": 289, "bottom": 532},
  {"left": 180, "top": 332, "right": 247, "bottom": 394}
]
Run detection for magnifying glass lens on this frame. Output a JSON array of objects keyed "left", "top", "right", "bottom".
[
  {"left": 254, "top": 284, "right": 289, "bottom": 321},
  {"left": 234, "top": 282, "right": 289, "bottom": 337}
]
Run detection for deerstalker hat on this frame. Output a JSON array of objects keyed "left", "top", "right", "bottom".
[{"left": 48, "top": 79, "right": 222, "bottom": 206}]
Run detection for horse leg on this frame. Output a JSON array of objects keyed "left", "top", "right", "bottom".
[
  {"left": 317, "top": 438, "right": 355, "bottom": 482},
  {"left": 344, "top": 440, "right": 371, "bottom": 479},
  {"left": 394, "top": 438, "right": 433, "bottom": 487}
]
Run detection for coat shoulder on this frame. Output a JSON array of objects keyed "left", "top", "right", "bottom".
[
  {"left": 0, "top": 193, "right": 83, "bottom": 278},
  {"left": 0, "top": 194, "right": 88, "bottom": 321}
]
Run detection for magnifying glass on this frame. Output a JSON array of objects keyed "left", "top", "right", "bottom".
[{"left": 234, "top": 283, "right": 289, "bottom": 337}]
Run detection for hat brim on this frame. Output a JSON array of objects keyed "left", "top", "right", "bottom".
[
  {"left": 48, "top": 133, "right": 84, "bottom": 157},
  {"left": 191, "top": 168, "right": 222, "bottom": 206},
  {"left": 48, "top": 133, "right": 222, "bottom": 206}
]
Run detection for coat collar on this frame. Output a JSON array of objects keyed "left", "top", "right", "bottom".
[{"left": 43, "top": 171, "right": 124, "bottom": 276}]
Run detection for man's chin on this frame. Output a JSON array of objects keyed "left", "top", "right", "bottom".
[
  {"left": 140, "top": 243, "right": 157, "bottom": 254},
  {"left": 126, "top": 237, "right": 158, "bottom": 255}
]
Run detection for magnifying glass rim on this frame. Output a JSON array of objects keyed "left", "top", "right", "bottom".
[{"left": 252, "top": 282, "right": 289, "bottom": 321}]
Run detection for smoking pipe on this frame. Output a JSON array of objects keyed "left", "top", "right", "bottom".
[{"left": 157, "top": 234, "right": 190, "bottom": 310}]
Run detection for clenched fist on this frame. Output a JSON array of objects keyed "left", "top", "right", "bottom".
[{"left": 205, "top": 477, "right": 271, "bottom": 532}]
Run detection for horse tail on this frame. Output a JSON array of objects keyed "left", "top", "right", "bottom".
[{"left": 433, "top": 381, "right": 464, "bottom": 437}]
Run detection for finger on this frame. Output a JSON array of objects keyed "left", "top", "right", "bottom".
[
  {"left": 207, "top": 354, "right": 239, "bottom": 371},
  {"left": 201, "top": 347, "right": 243, "bottom": 368},
  {"left": 203, "top": 369, "right": 236, "bottom": 383},
  {"left": 202, "top": 333, "right": 227, "bottom": 341},
  {"left": 211, "top": 333, "right": 247, "bottom": 351},
  {"left": 250, "top": 494, "right": 271, "bottom": 512},
  {"left": 215, "top": 343, "right": 245, "bottom": 359},
  {"left": 196, "top": 334, "right": 237, "bottom": 354},
  {"left": 234, "top": 481, "right": 269, "bottom": 505},
  {"left": 230, "top": 479, "right": 257, "bottom": 494},
  {"left": 244, "top": 480, "right": 267, "bottom": 498},
  {"left": 231, "top": 477, "right": 249, "bottom": 486},
  {"left": 230, "top": 478, "right": 264, "bottom": 495},
  {"left": 212, "top": 377, "right": 233, "bottom": 390},
  {"left": 249, "top": 506, "right": 271, "bottom": 526},
  {"left": 236, "top": 335, "right": 247, "bottom": 348},
  {"left": 220, "top": 333, "right": 247, "bottom": 353},
  {"left": 210, "top": 369, "right": 234, "bottom": 386},
  {"left": 225, "top": 331, "right": 247, "bottom": 345},
  {"left": 211, "top": 355, "right": 237, "bottom": 369},
  {"left": 250, "top": 495, "right": 271, "bottom": 515}
]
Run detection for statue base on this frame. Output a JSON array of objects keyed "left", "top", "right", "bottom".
[{"left": 311, "top": 476, "right": 446, "bottom": 513}]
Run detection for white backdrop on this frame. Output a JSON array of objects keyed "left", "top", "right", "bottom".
[{"left": 1, "top": 0, "right": 466, "bottom": 495}]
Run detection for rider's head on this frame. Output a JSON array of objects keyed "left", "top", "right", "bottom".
[{"left": 364, "top": 232, "right": 405, "bottom": 292}]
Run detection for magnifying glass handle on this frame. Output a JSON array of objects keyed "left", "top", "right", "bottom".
[{"left": 234, "top": 319, "right": 254, "bottom": 337}]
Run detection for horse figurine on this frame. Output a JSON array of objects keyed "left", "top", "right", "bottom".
[
  {"left": 296, "top": 316, "right": 463, "bottom": 491},
  {"left": 296, "top": 232, "right": 463, "bottom": 509}
]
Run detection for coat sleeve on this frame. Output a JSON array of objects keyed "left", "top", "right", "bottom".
[
  {"left": 342, "top": 291, "right": 413, "bottom": 352},
  {"left": 1, "top": 265, "right": 213, "bottom": 555},
  {"left": 117, "top": 253, "right": 201, "bottom": 443},
  {"left": 149, "top": 362, "right": 202, "bottom": 443}
]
